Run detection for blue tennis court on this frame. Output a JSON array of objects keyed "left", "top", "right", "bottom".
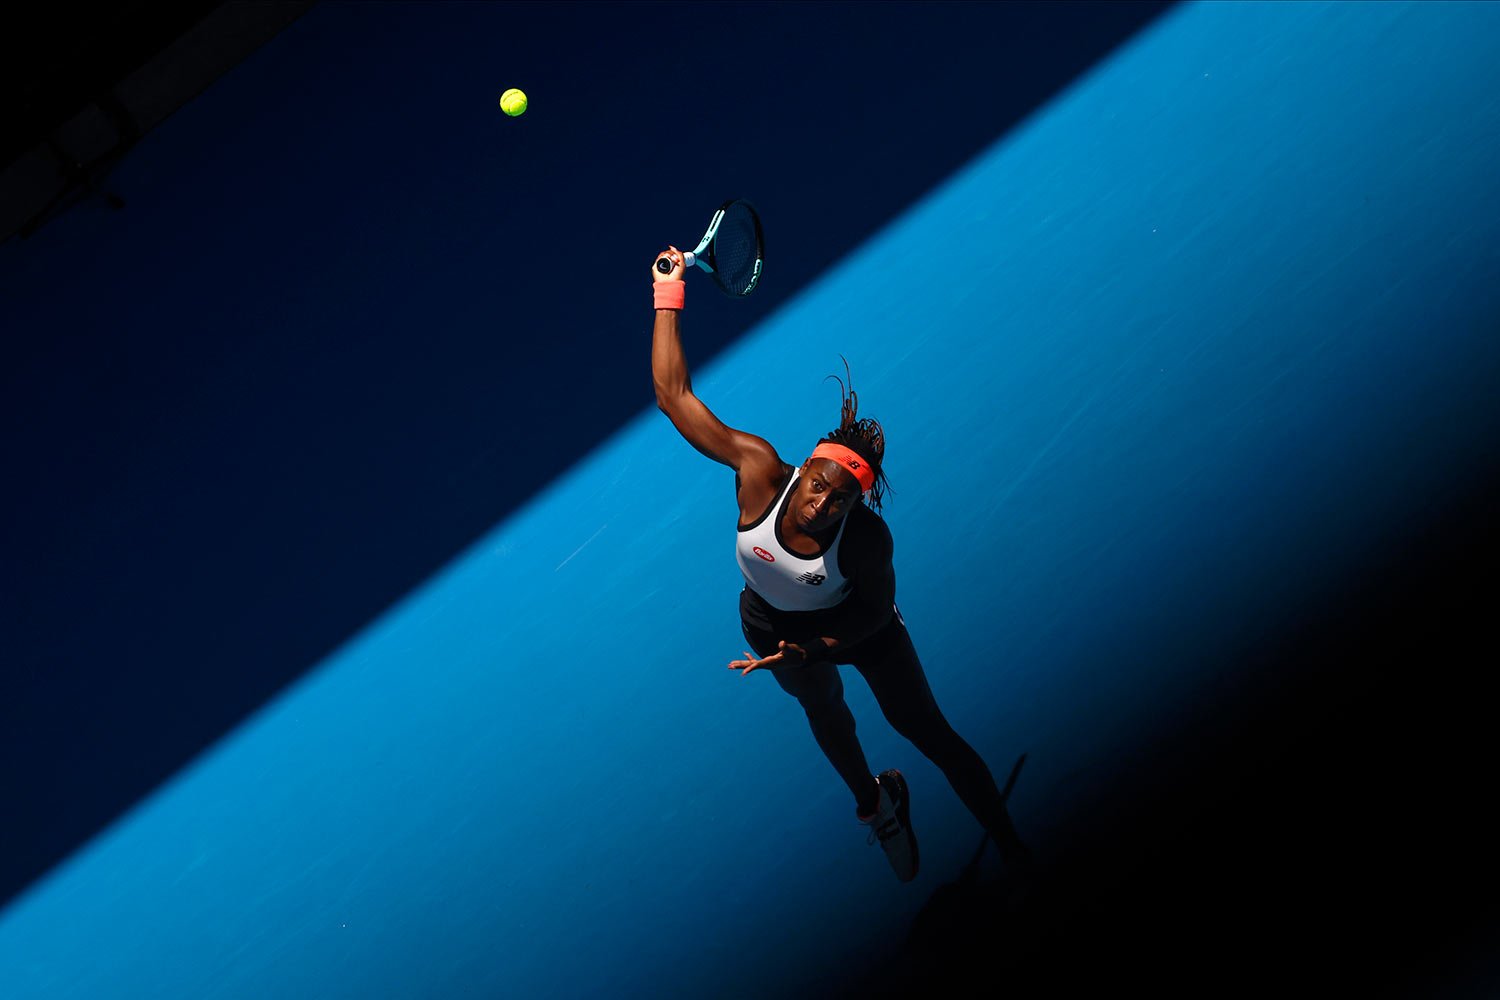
[{"left": 2, "top": 3, "right": 1497, "bottom": 996}]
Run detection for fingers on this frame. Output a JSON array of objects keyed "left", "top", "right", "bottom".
[
  {"left": 652, "top": 245, "right": 685, "bottom": 281},
  {"left": 728, "top": 649, "right": 782, "bottom": 675}
]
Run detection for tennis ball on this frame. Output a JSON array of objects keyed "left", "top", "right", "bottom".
[{"left": 500, "top": 88, "right": 527, "bottom": 117}]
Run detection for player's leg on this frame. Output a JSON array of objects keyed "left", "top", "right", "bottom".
[
  {"left": 744, "top": 623, "right": 916, "bottom": 881},
  {"left": 850, "top": 617, "right": 1028, "bottom": 864},
  {"left": 768, "top": 660, "right": 919, "bottom": 882},
  {"left": 743, "top": 624, "right": 879, "bottom": 814}
]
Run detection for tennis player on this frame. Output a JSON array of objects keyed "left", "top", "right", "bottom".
[{"left": 649, "top": 246, "right": 1027, "bottom": 882}]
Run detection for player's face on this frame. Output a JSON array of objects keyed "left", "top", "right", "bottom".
[{"left": 794, "top": 460, "right": 860, "bottom": 532}]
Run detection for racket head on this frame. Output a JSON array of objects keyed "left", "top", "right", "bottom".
[{"left": 700, "top": 198, "right": 764, "bottom": 297}]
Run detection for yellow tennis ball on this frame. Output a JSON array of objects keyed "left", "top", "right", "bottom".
[{"left": 500, "top": 88, "right": 527, "bottom": 117}]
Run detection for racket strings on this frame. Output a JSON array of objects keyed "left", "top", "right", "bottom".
[{"left": 708, "top": 205, "right": 762, "bottom": 296}]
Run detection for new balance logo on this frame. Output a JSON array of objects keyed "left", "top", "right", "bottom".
[{"left": 796, "top": 572, "right": 826, "bottom": 586}]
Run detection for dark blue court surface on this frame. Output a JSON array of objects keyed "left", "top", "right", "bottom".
[{"left": 2, "top": 3, "right": 1497, "bottom": 997}]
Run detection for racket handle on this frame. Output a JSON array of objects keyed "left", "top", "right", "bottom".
[{"left": 655, "top": 252, "right": 697, "bottom": 274}]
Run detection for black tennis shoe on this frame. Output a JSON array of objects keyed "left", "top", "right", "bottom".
[{"left": 859, "top": 769, "right": 919, "bottom": 882}]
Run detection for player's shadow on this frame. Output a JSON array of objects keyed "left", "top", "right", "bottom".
[{"left": 895, "top": 753, "right": 1044, "bottom": 991}]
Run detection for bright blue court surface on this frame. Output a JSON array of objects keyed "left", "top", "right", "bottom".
[{"left": 3, "top": 3, "right": 1498, "bottom": 997}]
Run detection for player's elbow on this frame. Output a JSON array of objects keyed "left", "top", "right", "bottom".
[{"left": 654, "top": 381, "right": 689, "bottom": 416}]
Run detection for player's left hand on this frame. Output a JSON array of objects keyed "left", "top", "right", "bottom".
[{"left": 728, "top": 640, "right": 811, "bottom": 675}]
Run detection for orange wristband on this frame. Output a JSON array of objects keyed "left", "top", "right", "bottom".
[{"left": 653, "top": 282, "right": 685, "bottom": 310}]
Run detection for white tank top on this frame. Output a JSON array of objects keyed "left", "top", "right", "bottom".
[{"left": 735, "top": 473, "right": 853, "bottom": 612}]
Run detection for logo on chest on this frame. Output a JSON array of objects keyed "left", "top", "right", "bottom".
[
  {"left": 795, "top": 572, "right": 827, "bottom": 586},
  {"left": 752, "top": 546, "right": 776, "bottom": 563}
]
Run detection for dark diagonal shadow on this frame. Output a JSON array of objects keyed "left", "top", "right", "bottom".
[{"left": 840, "top": 474, "right": 1499, "bottom": 999}]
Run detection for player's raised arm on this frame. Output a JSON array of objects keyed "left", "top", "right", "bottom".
[{"left": 650, "top": 246, "right": 779, "bottom": 473}]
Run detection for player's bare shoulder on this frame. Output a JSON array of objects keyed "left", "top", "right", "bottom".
[{"left": 733, "top": 438, "right": 790, "bottom": 523}]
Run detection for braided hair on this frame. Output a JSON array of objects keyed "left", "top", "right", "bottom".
[{"left": 819, "top": 357, "right": 892, "bottom": 512}]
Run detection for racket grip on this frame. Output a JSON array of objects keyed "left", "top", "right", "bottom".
[{"left": 655, "top": 252, "right": 698, "bottom": 274}]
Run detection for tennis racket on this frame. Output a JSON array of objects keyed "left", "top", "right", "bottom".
[{"left": 656, "top": 198, "right": 764, "bottom": 297}]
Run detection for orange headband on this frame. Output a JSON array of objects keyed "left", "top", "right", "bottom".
[{"left": 810, "top": 443, "right": 876, "bottom": 493}]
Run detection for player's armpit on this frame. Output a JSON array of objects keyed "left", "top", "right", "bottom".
[{"left": 657, "top": 390, "right": 781, "bottom": 475}]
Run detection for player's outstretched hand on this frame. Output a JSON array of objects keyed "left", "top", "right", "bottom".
[{"left": 728, "top": 641, "right": 810, "bottom": 676}]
